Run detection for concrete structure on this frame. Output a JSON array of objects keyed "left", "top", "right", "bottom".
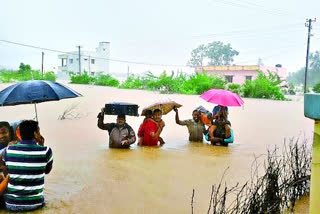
[
  {"left": 304, "top": 93, "right": 320, "bottom": 213},
  {"left": 58, "top": 42, "right": 110, "bottom": 77},
  {"left": 195, "top": 65, "right": 287, "bottom": 85}
]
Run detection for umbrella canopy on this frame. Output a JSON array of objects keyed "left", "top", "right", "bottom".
[
  {"left": 141, "top": 100, "right": 182, "bottom": 116},
  {"left": 0, "top": 80, "right": 82, "bottom": 121},
  {"left": 200, "top": 89, "right": 244, "bottom": 107},
  {"left": 0, "top": 80, "right": 82, "bottom": 106}
]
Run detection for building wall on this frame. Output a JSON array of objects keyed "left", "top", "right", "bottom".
[
  {"left": 58, "top": 42, "right": 110, "bottom": 76},
  {"left": 195, "top": 65, "right": 287, "bottom": 85}
]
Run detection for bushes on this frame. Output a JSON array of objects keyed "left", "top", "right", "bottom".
[
  {"left": 70, "top": 72, "right": 120, "bottom": 87},
  {"left": 70, "top": 72, "right": 94, "bottom": 84},
  {"left": 227, "top": 83, "right": 241, "bottom": 95},
  {"left": 119, "top": 74, "right": 144, "bottom": 89},
  {"left": 118, "top": 71, "right": 227, "bottom": 95},
  {"left": 313, "top": 83, "right": 320, "bottom": 93},
  {"left": 241, "top": 71, "right": 286, "bottom": 100},
  {"left": 0, "top": 66, "right": 56, "bottom": 83},
  {"left": 180, "top": 72, "right": 226, "bottom": 94},
  {"left": 94, "top": 74, "right": 119, "bottom": 87}
]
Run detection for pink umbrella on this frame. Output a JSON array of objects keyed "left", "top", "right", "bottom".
[{"left": 200, "top": 89, "right": 244, "bottom": 107}]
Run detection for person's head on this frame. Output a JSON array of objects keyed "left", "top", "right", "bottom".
[
  {"left": 116, "top": 114, "right": 126, "bottom": 126},
  {"left": 0, "top": 121, "right": 11, "bottom": 144},
  {"left": 215, "top": 114, "right": 226, "bottom": 126},
  {"left": 145, "top": 110, "right": 153, "bottom": 119},
  {"left": 153, "top": 109, "right": 162, "bottom": 122},
  {"left": 19, "top": 120, "right": 40, "bottom": 141},
  {"left": 192, "top": 110, "right": 200, "bottom": 122}
]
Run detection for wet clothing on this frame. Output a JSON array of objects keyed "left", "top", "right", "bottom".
[
  {"left": 200, "top": 114, "right": 212, "bottom": 126},
  {"left": 138, "top": 118, "right": 152, "bottom": 138},
  {"left": 209, "top": 120, "right": 231, "bottom": 140},
  {"left": 179, "top": 119, "right": 205, "bottom": 142},
  {"left": 97, "top": 114, "right": 136, "bottom": 148},
  {"left": 2, "top": 140, "right": 53, "bottom": 212},
  {"left": 142, "top": 120, "right": 159, "bottom": 146}
]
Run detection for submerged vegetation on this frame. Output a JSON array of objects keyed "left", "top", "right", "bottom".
[
  {"left": 191, "top": 138, "right": 311, "bottom": 214},
  {"left": 0, "top": 63, "right": 288, "bottom": 100},
  {"left": 70, "top": 69, "right": 286, "bottom": 100},
  {"left": 119, "top": 71, "right": 226, "bottom": 94},
  {"left": 0, "top": 63, "right": 56, "bottom": 82}
]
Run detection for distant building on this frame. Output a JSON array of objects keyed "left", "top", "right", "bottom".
[
  {"left": 58, "top": 42, "right": 110, "bottom": 77},
  {"left": 195, "top": 65, "right": 287, "bottom": 85}
]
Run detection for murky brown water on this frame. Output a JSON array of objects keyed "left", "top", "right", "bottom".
[{"left": 0, "top": 83, "right": 313, "bottom": 213}]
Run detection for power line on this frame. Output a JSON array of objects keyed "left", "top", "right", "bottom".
[
  {"left": 211, "top": 0, "right": 301, "bottom": 18},
  {"left": 0, "top": 39, "right": 190, "bottom": 68}
]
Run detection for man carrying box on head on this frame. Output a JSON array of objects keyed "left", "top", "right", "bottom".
[{"left": 97, "top": 107, "right": 136, "bottom": 148}]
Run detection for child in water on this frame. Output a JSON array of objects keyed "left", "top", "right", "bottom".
[
  {"left": 138, "top": 109, "right": 165, "bottom": 146},
  {"left": 137, "top": 110, "right": 153, "bottom": 145}
]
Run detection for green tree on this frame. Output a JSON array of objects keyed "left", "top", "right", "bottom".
[
  {"left": 187, "top": 44, "right": 207, "bottom": 67},
  {"left": 287, "top": 51, "right": 320, "bottom": 86},
  {"left": 206, "top": 41, "right": 239, "bottom": 66},
  {"left": 18, "top": 63, "right": 31, "bottom": 73},
  {"left": 188, "top": 41, "right": 239, "bottom": 67}
]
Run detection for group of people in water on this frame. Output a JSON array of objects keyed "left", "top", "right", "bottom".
[
  {"left": 0, "top": 103, "right": 231, "bottom": 212},
  {"left": 97, "top": 104, "right": 232, "bottom": 148}
]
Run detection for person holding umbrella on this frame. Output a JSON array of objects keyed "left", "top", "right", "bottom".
[{"left": 97, "top": 108, "right": 136, "bottom": 148}]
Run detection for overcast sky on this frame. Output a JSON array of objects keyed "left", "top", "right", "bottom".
[{"left": 1, "top": 0, "right": 320, "bottom": 77}]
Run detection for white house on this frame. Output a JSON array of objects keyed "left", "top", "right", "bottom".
[{"left": 58, "top": 42, "right": 110, "bottom": 77}]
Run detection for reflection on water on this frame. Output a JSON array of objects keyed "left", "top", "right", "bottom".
[{"left": 0, "top": 84, "right": 313, "bottom": 213}]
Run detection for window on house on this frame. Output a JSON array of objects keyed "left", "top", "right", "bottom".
[
  {"left": 84, "top": 58, "right": 88, "bottom": 61},
  {"left": 69, "top": 59, "right": 73, "bottom": 64},
  {"left": 225, "top": 75, "right": 233, "bottom": 83},
  {"left": 91, "top": 72, "right": 95, "bottom": 76},
  {"left": 91, "top": 59, "right": 95, "bottom": 64},
  {"left": 246, "top": 76, "right": 252, "bottom": 81}
]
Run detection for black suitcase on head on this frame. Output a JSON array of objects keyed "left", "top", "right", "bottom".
[{"left": 104, "top": 102, "right": 139, "bottom": 116}]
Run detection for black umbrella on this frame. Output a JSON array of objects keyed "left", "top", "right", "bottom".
[{"left": 0, "top": 80, "right": 82, "bottom": 121}]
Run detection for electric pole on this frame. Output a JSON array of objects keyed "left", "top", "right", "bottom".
[
  {"left": 77, "top": 46, "right": 81, "bottom": 74},
  {"left": 304, "top": 18, "right": 316, "bottom": 93},
  {"left": 127, "top": 65, "right": 130, "bottom": 78},
  {"left": 41, "top": 52, "right": 44, "bottom": 78}
]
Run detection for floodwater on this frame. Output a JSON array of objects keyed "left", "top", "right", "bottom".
[{"left": 0, "top": 83, "right": 313, "bottom": 213}]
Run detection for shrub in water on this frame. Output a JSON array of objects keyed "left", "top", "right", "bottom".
[
  {"left": 241, "top": 71, "right": 286, "bottom": 100},
  {"left": 94, "top": 74, "right": 119, "bottom": 87},
  {"left": 227, "top": 83, "right": 241, "bottom": 95},
  {"left": 119, "top": 74, "right": 144, "bottom": 89},
  {"left": 313, "top": 83, "right": 320, "bottom": 93},
  {"left": 70, "top": 72, "right": 95, "bottom": 84},
  {"left": 180, "top": 72, "right": 226, "bottom": 94}
]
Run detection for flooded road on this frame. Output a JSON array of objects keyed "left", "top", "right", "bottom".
[{"left": 0, "top": 83, "right": 313, "bottom": 213}]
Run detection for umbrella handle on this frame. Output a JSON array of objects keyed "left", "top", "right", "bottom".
[{"left": 34, "top": 103, "right": 38, "bottom": 122}]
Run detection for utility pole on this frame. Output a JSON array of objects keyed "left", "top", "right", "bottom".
[
  {"left": 127, "top": 65, "right": 130, "bottom": 78},
  {"left": 304, "top": 18, "right": 316, "bottom": 93},
  {"left": 41, "top": 52, "right": 44, "bottom": 78},
  {"left": 77, "top": 46, "right": 81, "bottom": 74},
  {"left": 89, "top": 55, "right": 91, "bottom": 74}
]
